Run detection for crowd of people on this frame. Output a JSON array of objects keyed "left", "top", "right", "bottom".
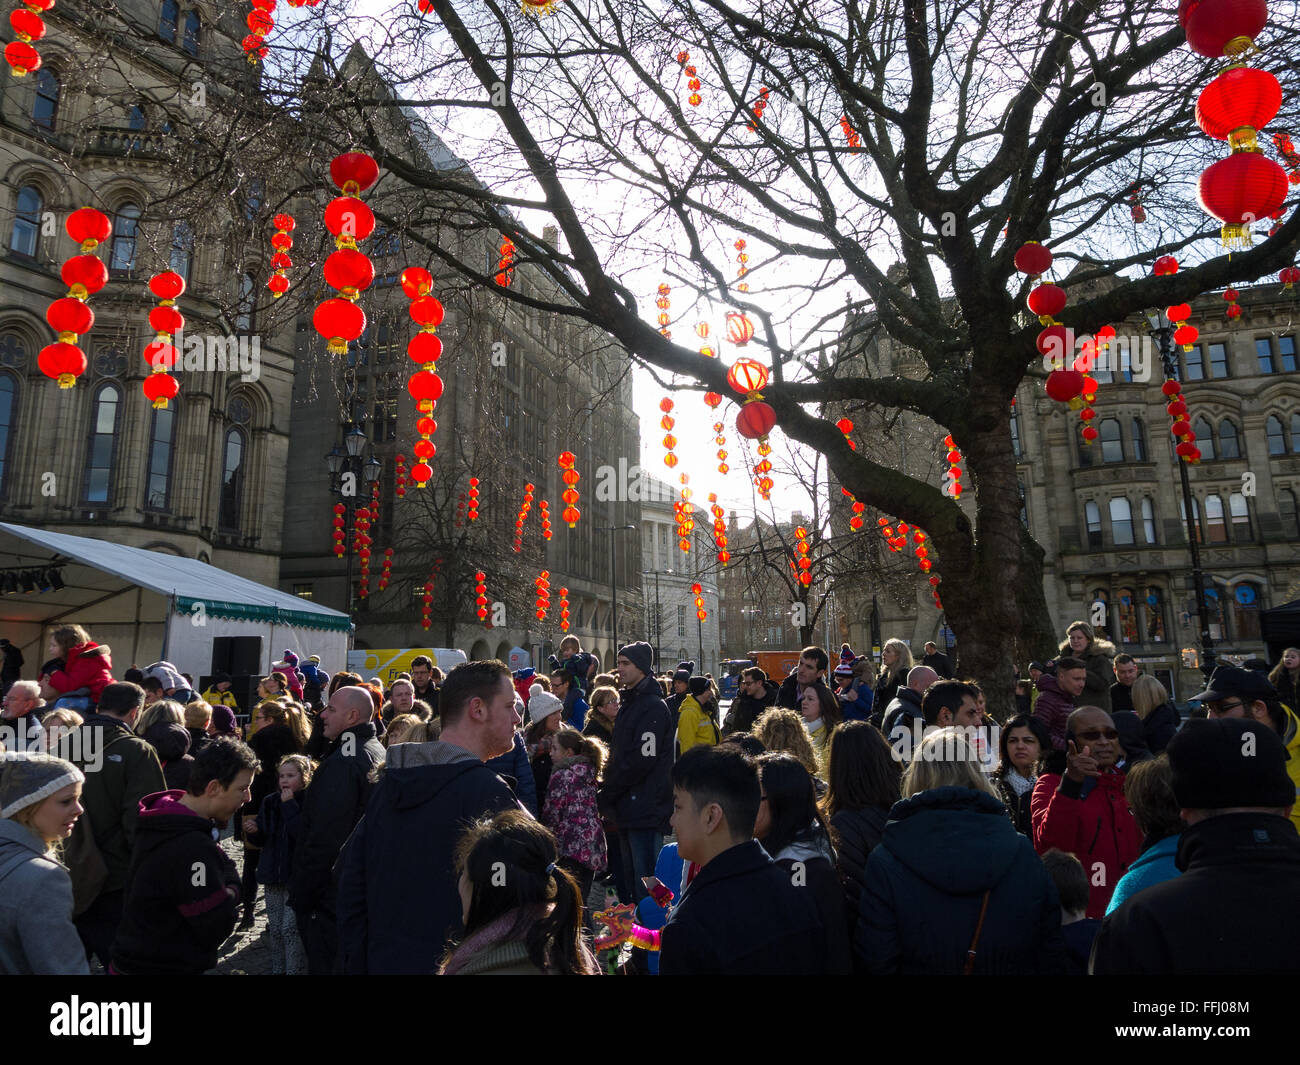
[{"left": 1, "top": 621, "right": 1298, "bottom": 975}]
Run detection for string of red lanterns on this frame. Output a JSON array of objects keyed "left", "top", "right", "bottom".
[
  {"left": 535, "top": 571, "right": 551, "bottom": 620},
  {"left": 558, "top": 586, "right": 571, "bottom": 633},
  {"left": 513, "top": 482, "right": 535, "bottom": 552},
  {"left": 692, "top": 582, "right": 708, "bottom": 621},
  {"left": 1223, "top": 287, "right": 1242, "bottom": 319},
  {"left": 420, "top": 559, "right": 442, "bottom": 631},
  {"left": 792, "top": 526, "right": 812, "bottom": 587},
  {"left": 400, "top": 265, "right": 444, "bottom": 488},
  {"left": 834, "top": 419, "right": 866, "bottom": 530},
  {"left": 708, "top": 493, "right": 730, "bottom": 565},
  {"left": 941, "top": 435, "right": 963, "bottom": 499},
  {"left": 674, "top": 484, "right": 694, "bottom": 554},
  {"left": 734, "top": 239, "right": 750, "bottom": 293},
  {"left": 314, "top": 152, "right": 378, "bottom": 354},
  {"left": 40, "top": 207, "right": 111, "bottom": 391},
  {"left": 354, "top": 503, "right": 372, "bottom": 600},
  {"left": 394, "top": 453, "right": 408, "bottom": 498},
  {"left": 467, "top": 477, "right": 480, "bottom": 521},
  {"left": 242, "top": 0, "right": 274, "bottom": 63},
  {"left": 1127, "top": 184, "right": 1147, "bottom": 224},
  {"left": 495, "top": 236, "right": 514, "bottom": 287},
  {"left": 454, "top": 492, "right": 466, "bottom": 528},
  {"left": 728, "top": 357, "right": 776, "bottom": 497},
  {"left": 331, "top": 502, "right": 346, "bottom": 557},
  {"left": 839, "top": 115, "right": 861, "bottom": 152},
  {"left": 539, "top": 499, "right": 552, "bottom": 541},
  {"left": 379, "top": 547, "right": 393, "bottom": 592},
  {"left": 746, "top": 87, "right": 770, "bottom": 133},
  {"left": 4, "top": 0, "right": 52, "bottom": 76},
  {"left": 676, "top": 51, "right": 702, "bottom": 107},
  {"left": 1152, "top": 257, "right": 1202, "bottom": 466},
  {"left": 656, "top": 282, "right": 671, "bottom": 338},
  {"left": 878, "top": 515, "right": 942, "bottom": 606},
  {"left": 141, "top": 271, "right": 186, "bottom": 410},
  {"left": 558, "top": 451, "right": 581, "bottom": 527},
  {"left": 660, "top": 397, "right": 678, "bottom": 469},
  {"left": 474, "top": 570, "right": 489, "bottom": 626},
  {"left": 267, "top": 213, "right": 294, "bottom": 298}
]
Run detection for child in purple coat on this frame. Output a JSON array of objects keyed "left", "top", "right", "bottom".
[{"left": 542, "top": 727, "right": 608, "bottom": 912}]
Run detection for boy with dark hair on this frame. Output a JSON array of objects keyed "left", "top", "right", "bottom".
[
  {"left": 659, "top": 745, "right": 827, "bottom": 974},
  {"left": 776, "top": 647, "right": 832, "bottom": 711},
  {"left": 1040, "top": 849, "right": 1098, "bottom": 974},
  {"left": 110, "top": 738, "right": 259, "bottom": 974}
]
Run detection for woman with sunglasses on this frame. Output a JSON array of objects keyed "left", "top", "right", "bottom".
[{"left": 1029, "top": 705, "right": 1142, "bottom": 919}]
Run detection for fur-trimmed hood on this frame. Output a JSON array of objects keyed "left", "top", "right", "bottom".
[{"left": 1058, "top": 636, "right": 1117, "bottom": 660}]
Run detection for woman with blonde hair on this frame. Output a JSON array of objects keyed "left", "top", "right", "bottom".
[
  {"left": 1129, "top": 675, "right": 1181, "bottom": 755},
  {"left": 1269, "top": 647, "right": 1300, "bottom": 714},
  {"left": 1059, "top": 620, "right": 1117, "bottom": 712},
  {"left": 753, "top": 707, "right": 821, "bottom": 781},
  {"left": 39, "top": 709, "right": 83, "bottom": 755},
  {"left": 135, "top": 700, "right": 193, "bottom": 790},
  {"left": 854, "top": 728, "right": 1068, "bottom": 974},
  {"left": 873, "top": 640, "right": 913, "bottom": 710},
  {"left": 384, "top": 714, "right": 431, "bottom": 747}
]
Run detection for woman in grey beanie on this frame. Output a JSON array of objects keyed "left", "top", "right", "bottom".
[{"left": 0, "top": 753, "right": 89, "bottom": 974}]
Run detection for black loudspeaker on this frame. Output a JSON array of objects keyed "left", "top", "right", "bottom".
[
  {"left": 210, "top": 637, "right": 263, "bottom": 678},
  {"left": 198, "top": 674, "right": 259, "bottom": 718}
]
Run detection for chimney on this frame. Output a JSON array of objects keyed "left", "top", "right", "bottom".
[{"left": 542, "top": 225, "right": 559, "bottom": 248}]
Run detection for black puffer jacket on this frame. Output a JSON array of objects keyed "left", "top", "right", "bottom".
[
  {"left": 598, "top": 674, "right": 673, "bottom": 832},
  {"left": 725, "top": 679, "right": 778, "bottom": 734},
  {"left": 829, "top": 804, "right": 890, "bottom": 948},
  {"left": 143, "top": 722, "right": 193, "bottom": 791}
]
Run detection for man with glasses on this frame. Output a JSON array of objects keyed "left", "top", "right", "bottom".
[
  {"left": 1, "top": 680, "right": 46, "bottom": 751},
  {"left": 1193, "top": 664, "right": 1300, "bottom": 832},
  {"left": 1030, "top": 705, "right": 1142, "bottom": 918},
  {"left": 723, "top": 668, "right": 778, "bottom": 735}
]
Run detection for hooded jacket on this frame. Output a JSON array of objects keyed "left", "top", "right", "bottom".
[
  {"left": 542, "top": 754, "right": 607, "bottom": 872},
  {"left": 1030, "top": 767, "right": 1142, "bottom": 918},
  {"left": 881, "top": 687, "right": 925, "bottom": 745},
  {"left": 676, "top": 693, "right": 720, "bottom": 755},
  {"left": 249, "top": 790, "right": 303, "bottom": 886},
  {"left": 1091, "top": 813, "right": 1300, "bottom": 974},
  {"left": 771, "top": 827, "right": 851, "bottom": 974},
  {"left": 1057, "top": 636, "right": 1117, "bottom": 713},
  {"left": 724, "top": 679, "right": 778, "bottom": 734},
  {"left": 1032, "top": 673, "right": 1076, "bottom": 752},
  {"left": 47, "top": 642, "right": 114, "bottom": 702},
  {"left": 855, "top": 786, "right": 1070, "bottom": 975},
  {"left": 1104, "top": 832, "right": 1181, "bottom": 916},
  {"left": 597, "top": 673, "right": 673, "bottom": 832},
  {"left": 111, "top": 790, "right": 241, "bottom": 974},
  {"left": 287, "top": 722, "right": 384, "bottom": 917},
  {"left": 0, "top": 819, "right": 88, "bottom": 974},
  {"left": 335, "top": 739, "right": 522, "bottom": 974},
  {"left": 143, "top": 721, "right": 193, "bottom": 791}
]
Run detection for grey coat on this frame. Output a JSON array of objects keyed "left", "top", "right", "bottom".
[{"left": 0, "top": 819, "right": 89, "bottom": 974}]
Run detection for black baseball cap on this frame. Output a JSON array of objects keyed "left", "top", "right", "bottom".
[{"left": 1190, "top": 665, "right": 1278, "bottom": 706}]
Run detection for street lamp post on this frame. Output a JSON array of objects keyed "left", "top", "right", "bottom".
[
  {"left": 596, "top": 524, "right": 637, "bottom": 655},
  {"left": 641, "top": 568, "right": 663, "bottom": 673},
  {"left": 1148, "top": 311, "right": 1216, "bottom": 682},
  {"left": 324, "top": 423, "right": 381, "bottom": 615}
]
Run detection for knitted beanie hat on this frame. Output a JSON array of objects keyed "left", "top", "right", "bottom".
[
  {"left": 834, "top": 644, "right": 856, "bottom": 677},
  {"left": 0, "top": 753, "right": 84, "bottom": 819},
  {"left": 527, "top": 683, "right": 564, "bottom": 724}
]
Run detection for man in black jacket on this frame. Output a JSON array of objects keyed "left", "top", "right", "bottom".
[
  {"left": 1091, "top": 718, "right": 1300, "bottom": 974},
  {"left": 920, "top": 642, "right": 953, "bottom": 679},
  {"left": 599, "top": 642, "right": 673, "bottom": 910},
  {"left": 776, "top": 647, "right": 831, "bottom": 711},
  {"left": 336, "top": 660, "right": 523, "bottom": 974},
  {"left": 660, "top": 744, "right": 827, "bottom": 974},
  {"left": 111, "top": 738, "right": 257, "bottom": 974},
  {"left": 724, "top": 667, "right": 778, "bottom": 734},
  {"left": 880, "top": 666, "right": 938, "bottom": 754},
  {"left": 288, "top": 685, "right": 384, "bottom": 974},
  {"left": 665, "top": 661, "right": 693, "bottom": 723}
]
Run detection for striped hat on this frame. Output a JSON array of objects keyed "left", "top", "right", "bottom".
[{"left": 0, "top": 753, "right": 84, "bottom": 819}]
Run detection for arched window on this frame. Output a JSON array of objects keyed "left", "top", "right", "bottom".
[
  {"left": 218, "top": 427, "right": 245, "bottom": 532},
  {"left": 110, "top": 204, "right": 141, "bottom": 273},
  {"left": 159, "top": 0, "right": 178, "bottom": 41},
  {"left": 1204, "top": 581, "right": 1229, "bottom": 642},
  {"left": 170, "top": 222, "right": 194, "bottom": 282},
  {"left": 1205, "top": 494, "right": 1227, "bottom": 544},
  {"left": 234, "top": 273, "right": 255, "bottom": 332},
  {"left": 1267, "top": 415, "right": 1287, "bottom": 455},
  {"left": 1145, "top": 587, "right": 1167, "bottom": 643},
  {"left": 1292, "top": 414, "right": 1300, "bottom": 454},
  {"left": 83, "top": 384, "right": 121, "bottom": 503},
  {"left": 0, "top": 373, "right": 17, "bottom": 496},
  {"left": 32, "top": 69, "right": 59, "bottom": 130},
  {"left": 1218, "top": 418, "right": 1241, "bottom": 459},
  {"left": 9, "top": 185, "right": 42, "bottom": 257},
  {"left": 1085, "top": 501, "right": 1102, "bottom": 550},
  {"left": 1232, "top": 582, "right": 1262, "bottom": 641},
  {"left": 1091, "top": 588, "right": 1110, "bottom": 634},
  {"left": 1131, "top": 417, "right": 1147, "bottom": 462},
  {"left": 145, "top": 401, "right": 178, "bottom": 511},
  {"left": 1192, "top": 416, "right": 1215, "bottom": 460},
  {"left": 1180, "top": 495, "right": 1203, "bottom": 544},
  {"left": 1110, "top": 497, "right": 1134, "bottom": 545},
  {"left": 182, "top": 10, "right": 201, "bottom": 55},
  {"left": 1116, "top": 588, "right": 1139, "bottom": 645},
  {"left": 1281, "top": 489, "right": 1300, "bottom": 538},
  {"left": 1099, "top": 418, "right": 1123, "bottom": 463},
  {"left": 1229, "top": 492, "right": 1251, "bottom": 541},
  {"left": 1141, "top": 496, "right": 1157, "bottom": 544}
]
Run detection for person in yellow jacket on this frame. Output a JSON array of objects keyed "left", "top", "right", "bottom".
[
  {"left": 1194, "top": 664, "right": 1300, "bottom": 833},
  {"left": 201, "top": 672, "right": 241, "bottom": 714},
  {"left": 676, "top": 677, "right": 720, "bottom": 755}
]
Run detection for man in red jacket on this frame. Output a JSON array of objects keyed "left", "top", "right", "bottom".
[{"left": 1031, "top": 705, "right": 1142, "bottom": 918}]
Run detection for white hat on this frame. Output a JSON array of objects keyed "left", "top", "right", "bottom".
[{"left": 527, "top": 683, "right": 564, "bottom": 724}]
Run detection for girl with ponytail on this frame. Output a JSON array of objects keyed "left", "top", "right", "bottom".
[
  {"left": 542, "top": 726, "right": 608, "bottom": 910},
  {"left": 440, "top": 810, "right": 600, "bottom": 975}
]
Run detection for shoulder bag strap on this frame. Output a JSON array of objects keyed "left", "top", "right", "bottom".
[{"left": 963, "top": 890, "right": 992, "bottom": 975}]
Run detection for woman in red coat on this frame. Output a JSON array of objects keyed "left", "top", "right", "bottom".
[{"left": 39, "top": 624, "right": 114, "bottom": 712}]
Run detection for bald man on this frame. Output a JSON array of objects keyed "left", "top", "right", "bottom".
[
  {"left": 882, "top": 665, "right": 939, "bottom": 752},
  {"left": 289, "top": 685, "right": 385, "bottom": 974}
]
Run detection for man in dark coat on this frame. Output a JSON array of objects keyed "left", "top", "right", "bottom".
[
  {"left": 659, "top": 744, "right": 826, "bottom": 974},
  {"left": 288, "top": 685, "right": 384, "bottom": 974},
  {"left": 336, "top": 661, "right": 523, "bottom": 974},
  {"left": 110, "top": 738, "right": 256, "bottom": 974},
  {"left": 1032, "top": 657, "right": 1087, "bottom": 751},
  {"left": 920, "top": 642, "right": 953, "bottom": 679},
  {"left": 723, "top": 667, "right": 778, "bottom": 734},
  {"left": 598, "top": 642, "right": 674, "bottom": 910},
  {"left": 1092, "top": 717, "right": 1300, "bottom": 974},
  {"left": 1109, "top": 653, "right": 1139, "bottom": 716},
  {"left": 881, "top": 666, "right": 938, "bottom": 753},
  {"left": 776, "top": 647, "right": 831, "bottom": 711},
  {"left": 665, "top": 661, "right": 693, "bottom": 724}
]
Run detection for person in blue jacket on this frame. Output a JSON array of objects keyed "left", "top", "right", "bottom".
[{"left": 1104, "top": 754, "right": 1183, "bottom": 914}]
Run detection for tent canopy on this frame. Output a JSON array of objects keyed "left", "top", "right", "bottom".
[
  {"left": 1262, "top": 599, "right": 1300, "bottom": 655},
  {"left": 0, "top": 522, "right": 350, "bottom": 633}
]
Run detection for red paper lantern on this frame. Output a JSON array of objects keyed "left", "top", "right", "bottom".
[
  {"left": 411, "top": 461, "right": 433, "bottom": 485},
  {"left": 142, "top": 372, "right": 179, "bottom": 409},
  {"left": 142, "top": 341, "right": 178, "bottom": 370},
  {"left": 703, "top": 391, "right": 723, "bottom": 408},
  {"left": 725, "top": 312, "right": 755, "bottom": 345},
  {"left": 37, "top": 341, "right": 86, "bottom": 388},
  {"left": 1153, "top": 256, "right": 1179, "bottom": 276},
  {"left": 65, "top": 207, "right": 111, "bottom": 247},
  {"left": 313, "top": 298, "right": 366, "bottom": 353},
  {"left": 1045, "top": 369, "right": 1084, "bottom": 403},
  {"left": 149, "top": 271, "right": 186, "bottom": 301},
  {"left": 1280, "top": 266, "right": 1300, "bottom": 290},
  {"left": 46, "top": 297, "right": 93, "bottom": 336},
  {"left": 1174, "top": 324, "right": 1200, "bottom": 350},
  {"left": 323, "top": 249, "right": 375, "bottom": 294},
  {"left": 4, "top": 40, "right": 40, "bottom": 75},
  {"left": 400, "top": 267, "right": 433, "bottom": 297},
  {"left": 1013, "top": 242, "right": 1053, "bottom": 276},
  {"left": 1198, "top": 152, "right": 1288, "bottom": 246},
  {"left": 330, "top": 152, "right": 380, "bottom": 193},
  {"left": 9, "top": 10, "right": 45, "bottom": 42},
  {"left": 408, "top": 332, "right": 443, "bottom": 364},
  {"left": 61, "top": 255, "right": 108, "bottom": 296},
  {"left": 409, "top": 296, "right": 445, "bottom": 328},
  {"left": 1196, "top": 67, "right": 1281, "bottom": 148},
  {"left": 1027, "top": 283, "right": 1067, "bottom": 319},
  {"left": 408, "top": 369, "right": 444, "bottom": 404},
  {"left": 735, "top": 401, "right": 776, "bottom": 440},
  {"left": 1181, "top": 0, "right": 1267, "bottom": 58},
  {"left": 267, "top": 275, "right": 289, "bottom": 296},
  {"left": 148, "top": 305, "right": 184, "bottom": 335},
  {"left": 1036, "top": 324, "right": 1071, "bottom": 362},
  {"left": 323, "top": 197, "right": 376, "bottom": 242},
  {"left": 727, "top": 357, "right": 769, "bottom": 394}
]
